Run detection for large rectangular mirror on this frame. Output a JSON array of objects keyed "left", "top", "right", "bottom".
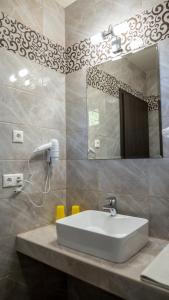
[{"left": 87, "top": 45, "right": 162, "bottom": 159}]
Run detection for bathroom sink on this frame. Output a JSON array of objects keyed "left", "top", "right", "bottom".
[{"left": 56, "top": 210, "right": 149, "bottom": 263}]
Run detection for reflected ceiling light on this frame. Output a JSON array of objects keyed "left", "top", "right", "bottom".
[
  {"left": 90, "top": 32, "right": 103, "bottom": 45},
  {"left": 42, "top": 77, "right": 50, "bottom": 87},
  {"left": 114, "top": 21, "right": 129, "bottom": 35},
  {"left": 24, "top": 79, "right": 30, "bottom": 86},
  {"left": 130, "top": 37, "right": 144, "bottom": 52},
  {"left": 19, "top": 68, "right": 28, "bottom": 77},
  {"left": 9, "top": 74, "right": 17, "bottom": 82}
]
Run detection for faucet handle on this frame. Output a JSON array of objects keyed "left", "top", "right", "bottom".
[{"left": 106, "top": 196, "right": 117, "bottom": 208}]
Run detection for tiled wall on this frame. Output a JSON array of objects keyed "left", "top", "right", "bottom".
[
  {"left": 0, "top": 0, "right": 169, "bottom": 297},
  {"left": 0, "top": 0, "right": 66, "bottom": 296},
  {"left": 66, "top": 0, "right": 169, "bottom": 240},
  {"left": 0, "top": 0, "right": 65, "bottom": 46},
  {"left": 87, "top": 86, "right": 121, "bottom": 159},
  {"left": 87, "top": 59, "right": 160, "bottom": 158},
  {"left": 87, "top": 60, "right": 145, "bottom": 159}
]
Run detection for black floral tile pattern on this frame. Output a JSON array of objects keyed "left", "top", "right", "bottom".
[
  {"left": 65, "top": 39, "right": 92, "bottom": 74},
  {"left": 87, "top": 67, "right": 160, "bottom": 111},
  {"left": 66, "top": 36, "right": 115, "bottom": 74},
  {"left": 146, "top": 95, "right": 160, "bottom": 111},
  {"left": 122, "top": 13, "right": 145, "bottom": 52},
  {"left": 87, "top": 66, "right": 119, "bottom": 97},
  {"left": 143, "top": 1, "right": 169, "bottom": 46},
  {"left": 0, "top": 11, "right": 66, "bottom": 73}
]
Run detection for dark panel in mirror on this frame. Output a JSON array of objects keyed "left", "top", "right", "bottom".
[{"left": 87, "top": 45, "right": 162, "bottom": 159}]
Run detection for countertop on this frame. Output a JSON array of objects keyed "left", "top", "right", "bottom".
[{"left": 16, "top": 225, "right": 169, "bottom": 300}]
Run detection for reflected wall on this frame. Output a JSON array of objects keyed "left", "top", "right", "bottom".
[{"left": 87, "top": 45, "right": 161, "bottom": 159}]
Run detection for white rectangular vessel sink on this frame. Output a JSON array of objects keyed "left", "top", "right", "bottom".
[{"left": 56, "top": 210, "right": 149, "bottom": 263}]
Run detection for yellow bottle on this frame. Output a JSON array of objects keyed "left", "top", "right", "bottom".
[
  {"left": 71, "top": 205, "right": 80, "bottom": 215},
  {"left": 55, "top": 205, "right": 65, "bottom": 220}
]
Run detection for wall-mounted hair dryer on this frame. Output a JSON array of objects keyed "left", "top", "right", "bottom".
[{"left": 33, "top": 139, "right": 59, "bottom": 164}]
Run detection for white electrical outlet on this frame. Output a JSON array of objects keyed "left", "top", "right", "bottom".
[
  {"left": 12, "top": 130, "right": 24, "bottom": 143},
  {"left": 3, "top": 174, "right": 23, "bottom": 188},
  {"left": 94, "top": 139, "right": 100, "bottom": 149}
]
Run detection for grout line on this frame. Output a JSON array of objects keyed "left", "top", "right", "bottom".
[
  {"left": 0, "top": 83, "right": 65, "bottom": 101},
  {"left": 0, "top": 121, "right": 66, "bottom": 132}
]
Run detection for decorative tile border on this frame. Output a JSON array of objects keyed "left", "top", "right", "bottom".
[
  {"left": 0, "top": 11, "right": 66, "bottom": 73},
  {"left": 146, "top": 95, "right": 160, "bottom": 111},
  {"left": 143, "top": 1, "right": 169, "bottom": 45},
  {"left": 66, "top": 0, "right": 169, "bottom": 74},
  {"left": 87, "top": 67, "right": 159, "bottom": 111},
  {"left": 65, "top": 38, "right": 111, "bottom": 74},
  {"left": 0, "top": 1, "right": 169, "bottom": 76},
  {"left": 87, "top": 66, "right": 120, "bottom": 98}
]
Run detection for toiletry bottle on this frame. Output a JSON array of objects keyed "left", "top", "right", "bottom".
[
  {"left": 71, "top": 205, "right": 80, "bottom": 215},
  {"left": 55, "top": 205, "right": 65, "bottom": 220}
]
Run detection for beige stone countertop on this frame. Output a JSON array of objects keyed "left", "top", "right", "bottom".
[{"left": 16, "top": 225, "right": 169, "bottom": 300}]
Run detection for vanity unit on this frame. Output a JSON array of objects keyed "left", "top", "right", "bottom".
[{"left": 16, "top": 221, "right": 169, "bottom": 300}]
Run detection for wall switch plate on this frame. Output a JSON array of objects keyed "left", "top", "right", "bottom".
[
  {"left": 12, "top": 130, "right": 24, "bottom": 143},
  {"left": 3, "top": 174, "right": 23, "bottom": 188},
  {"left": 94, "top": 139, "right": 100, "bottom": 149}
]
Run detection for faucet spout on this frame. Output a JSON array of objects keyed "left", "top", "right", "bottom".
[
  {"left": 110, "top": 207, "right": 117, "bottom": 216},
  {"left": 102, "top": 196, "right": 117, "bottom": 217}
]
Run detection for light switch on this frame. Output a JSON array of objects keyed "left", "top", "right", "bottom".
[{"left": 12, "top": 130, "right": 24, "bottom": 143}]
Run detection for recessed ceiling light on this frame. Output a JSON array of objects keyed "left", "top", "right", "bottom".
[
  {"left": 90, "top": 33, "right": 103, "bottom": 45},
  {"left": 24, "top": 79, "right": 30, "bottom": 86},
  {"left": 9, "top": 74, "right": 17, "bottom": 82},
  {"left": 18, "top": 68, "right": 28, "bottom": 77}
]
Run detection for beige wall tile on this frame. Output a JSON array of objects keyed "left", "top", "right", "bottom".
[
  {"left": 43, "top": 0, "right": 65, "bottom": 45},
  {"left": 0, "top": 5, "right": 66, "bottom": 286},
  {"left": 0, "top": 0, "right": 43, "bottom": 33}
]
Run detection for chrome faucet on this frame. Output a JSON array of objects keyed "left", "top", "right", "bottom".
[{"left": 102, "top": 196, "right": 117, "bottom": 216}]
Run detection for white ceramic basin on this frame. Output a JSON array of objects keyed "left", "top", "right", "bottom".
[{"left": 56, "top": 210, "right": 149, "bottom": 263}]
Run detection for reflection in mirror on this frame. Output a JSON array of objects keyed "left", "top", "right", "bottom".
[{"left": 87, "top": 45, "right": 162, "bottom": 159}]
